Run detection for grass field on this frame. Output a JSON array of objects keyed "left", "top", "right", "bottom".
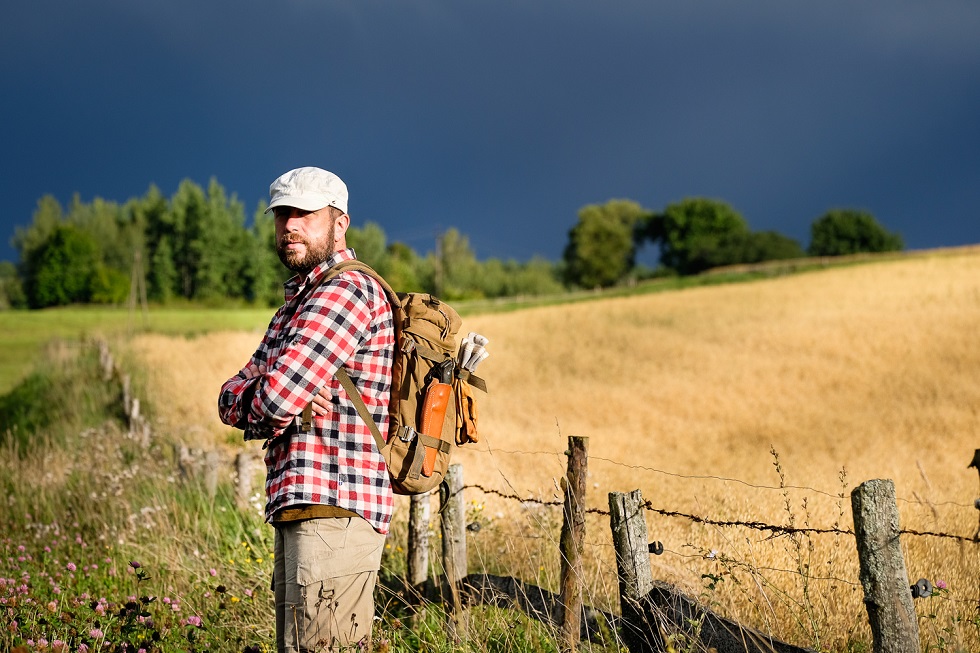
[{"left": 5, "top": 247, "right": 980, "bottom": 651}]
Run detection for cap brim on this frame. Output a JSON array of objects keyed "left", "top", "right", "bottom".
[{"left": 265, "top": 195, "right": 330, "bottom": 214}]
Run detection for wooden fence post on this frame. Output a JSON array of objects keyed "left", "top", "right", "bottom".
[
  {"left": 609, "top": 489, "right": 658, "bottom": 652},
  {"left": 204, "top": 450, "right": 220, "bottom": 498},
  {"left": 407, "top": 491, "right": 432, "bottom": 595},
  {"left": 440, "top": 463, "right": 468, "bottom": 640},
  {"left": 558, "top": 436, "right": 588, "bottom": 650},
  {"left": 235, "top": 452, "right": 253, "bottom": 510},
  {"left": 851, "top": 479, "right": 920, "bottom": 653}
]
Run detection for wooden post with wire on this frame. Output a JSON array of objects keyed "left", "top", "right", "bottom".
[
  {"left": 558, "top": 436, "right": 588, "bottom": 651},
  {"left": 407, "top": 491, "right": 432, "bottom": 606},
  {"left": 609, "top": 488, "right": 659, "bottom": 652},
  {"left": 851, "top": 479, "right": 919, "bottom": 653},
  {"left": 440, "top": 463, "right": 468, "bottom": 641}
]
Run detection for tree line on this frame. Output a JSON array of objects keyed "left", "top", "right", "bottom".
[{"left": 0, "top": 178, "right": 904, "bottom": 309}]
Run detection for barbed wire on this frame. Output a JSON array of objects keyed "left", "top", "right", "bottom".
[
  {"left": 466, "top": 449, "right": 976, "bottom": 510},
  {"left": 462, "top": 484, "right": 979, "bottom": 544}
]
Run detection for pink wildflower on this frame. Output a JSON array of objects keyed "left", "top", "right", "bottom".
[
  {"left": 209, "top": 568, "right": 217, "bottom": 577},
  {"left": 67, "top": 562, "right": 76, "bottom": 572},
  {"left": 89, "top": 628, "right": 104, "bottom": 638},
  {"left": 936, "top": 579, "right": 948, "bottom": 589}
]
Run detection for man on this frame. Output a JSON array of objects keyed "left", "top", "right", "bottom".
[{"left": 218, "top": 167, "right": 394, "bottom": 652}]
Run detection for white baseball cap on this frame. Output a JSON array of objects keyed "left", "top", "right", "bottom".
[{"left": 265, "top": 167, "right": 349, "bottom": 215}]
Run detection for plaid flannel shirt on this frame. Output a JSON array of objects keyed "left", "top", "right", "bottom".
[{"left": 218, "top": 249, "right": 395, "bottom": 533}]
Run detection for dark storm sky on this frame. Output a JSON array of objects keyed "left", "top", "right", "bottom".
[{"left": 2, "top": 1, "right": 979, "bottom": 263}]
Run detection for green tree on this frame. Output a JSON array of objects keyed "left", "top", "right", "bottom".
[
  {"left": 473, "top": 257, "right": 563, "bottom": 298},
  {"left": 89, "top": 264, "right": 130, "bottom": 304},
  {"left": 808, "top": 209, "right": 904, "bottom": 256},
  {"left": 135, "top": 185, "right": 178, "bottom": 301},
  {"left": 653, "top": 198, "right": 751, "bottom": 275},
  {"left": 713, "top": 230, "right": 805, "bottom": 266},
  {"left": 22, "top": 224, "right": 99, "bottom": 308},
  {"left": 192, "top": 179, "right": 249, "bottom": 301},
  {"left": 385, "top": 242, "right": 427, "bottom": 293},
  {"left": 563, "top": 200, "right": 649, "bottom": 288},
  {"left": 0, "top": 261, "right": 26, "bottom": 309},
  {"left": 13, "top": 195, "right": 64, "bottom": 265},
  {"left": 244, "top": 203, "right": 289, "bottom": 306},
  {"left": 435, "top": 228, "right": 481, "bottom": 299},
  {"left": 347, "top": 222, "right": 390, "bottom": 275},
  {"left": 169, "top": 179, "right": 208, "bottom": 299}
]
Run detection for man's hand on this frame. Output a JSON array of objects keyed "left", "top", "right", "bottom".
[
  {"left": 311, "top": 391, "right": 333, "bottom": 417},
  {"left": 243, "top": 363, "right": 267, "bottom": 379}
]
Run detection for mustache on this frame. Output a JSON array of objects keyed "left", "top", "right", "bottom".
[{"left": 279, "top": 234, "right": 307, "bottom": 246}]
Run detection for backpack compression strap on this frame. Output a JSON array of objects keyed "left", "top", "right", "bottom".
[{"left": 334, "top": 368, "right": 449, "bottom": 481}]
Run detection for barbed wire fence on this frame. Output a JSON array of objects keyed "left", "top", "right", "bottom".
[{"left": 382, "top": 436, "right": 980, "bottom": 652}]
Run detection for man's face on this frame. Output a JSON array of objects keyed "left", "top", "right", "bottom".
[{"left": 274, "top": 206, "right": 337, "bottom": 274}]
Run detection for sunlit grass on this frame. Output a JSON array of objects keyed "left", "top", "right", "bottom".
[
  {"left": 123, "top": 246, "right": 980, "bottom": 651},
  {"left": 0, "top": 305, "right": 274, "bottom": 395}
]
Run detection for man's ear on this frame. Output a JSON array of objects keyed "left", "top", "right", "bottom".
[{"left": 334, "top": 212, "right": 350, "bottom": 245}]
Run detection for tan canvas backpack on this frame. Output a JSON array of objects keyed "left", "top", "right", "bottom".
[{"left": 301, "top": 260, "right": 487, "bottom": 495}]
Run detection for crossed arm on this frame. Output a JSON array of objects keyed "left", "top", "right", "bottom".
[{"left": 217, "top": 279, "right": 373, "bottom": 439}]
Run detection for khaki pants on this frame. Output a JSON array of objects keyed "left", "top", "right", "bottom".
[{"left": 273, "top": 517, "right": 386, "bottom": 652}]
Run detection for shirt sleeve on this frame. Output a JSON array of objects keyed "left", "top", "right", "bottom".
[
  {"left": 247, "top": 277, "right": 374, "bottom": 439},
  {"left": 217, "top": 308, "right": 280, "bottom": 433},
  {"left": 218, "top": 352, "right": 266, "bottom": 432}
]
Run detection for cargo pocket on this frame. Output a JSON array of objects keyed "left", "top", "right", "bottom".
[{"left": 295, "top": 518, "right": 350, "bottom": 586}]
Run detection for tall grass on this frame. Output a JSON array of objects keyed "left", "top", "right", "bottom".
[{"left": 1, "top": 345, "right": 627, "bottom": 652}]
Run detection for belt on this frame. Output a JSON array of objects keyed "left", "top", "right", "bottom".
[{"left": 272, "top": 504, "right": 360, "bottom": 523}]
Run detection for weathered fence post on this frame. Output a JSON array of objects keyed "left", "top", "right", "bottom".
[
  {"left": 204, "top": 450, "right": 220, "bottom": 498},
  {"left": 407, "top": 491, "right": 432, "bottom": 598},
  {"left": 558, "top": 436, "right": 588, "bottom": 651},
  {"left": 440, "top": 463, "right": 468, "bottom": 640},
  {"left": 851, "top": 479, "right": 919, "bottom": 653},
  {"left": 609, "top": 489, "right": 658, "bottom": 652},
  {"left": 235, "top": 452, "right": 253, "bottom": 509}
]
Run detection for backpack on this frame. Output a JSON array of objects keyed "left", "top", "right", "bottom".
[{"left": 300, "top": 260, "right": 487, "bottom": 495}]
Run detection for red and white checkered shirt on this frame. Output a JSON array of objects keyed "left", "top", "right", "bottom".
[{"left": 218, "top": 249, "right": 395, "bottom": 533}]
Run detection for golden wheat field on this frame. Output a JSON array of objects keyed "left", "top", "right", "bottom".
[{"left": 130, "top": 248, "right": 980, "bottom": 650}]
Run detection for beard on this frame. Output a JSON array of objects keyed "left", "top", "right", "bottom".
[{"left": 276, "top": 222, "right": 335, "bottom": 275}]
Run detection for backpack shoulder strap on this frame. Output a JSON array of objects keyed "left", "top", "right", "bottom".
[
  {"left": 321, "top": 259, "right": 398, "bottom": 308},
  {"left": 335, "top": 368, "right": 386, "bottom": 451}
]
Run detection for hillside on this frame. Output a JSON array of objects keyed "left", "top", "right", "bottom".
[{"left": 133, "top": 247, "right": 980, "bottom": 506}]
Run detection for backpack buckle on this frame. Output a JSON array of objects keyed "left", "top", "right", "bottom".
[{"left": 397, "top": 426, "right": 417, "bottom": 442}]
